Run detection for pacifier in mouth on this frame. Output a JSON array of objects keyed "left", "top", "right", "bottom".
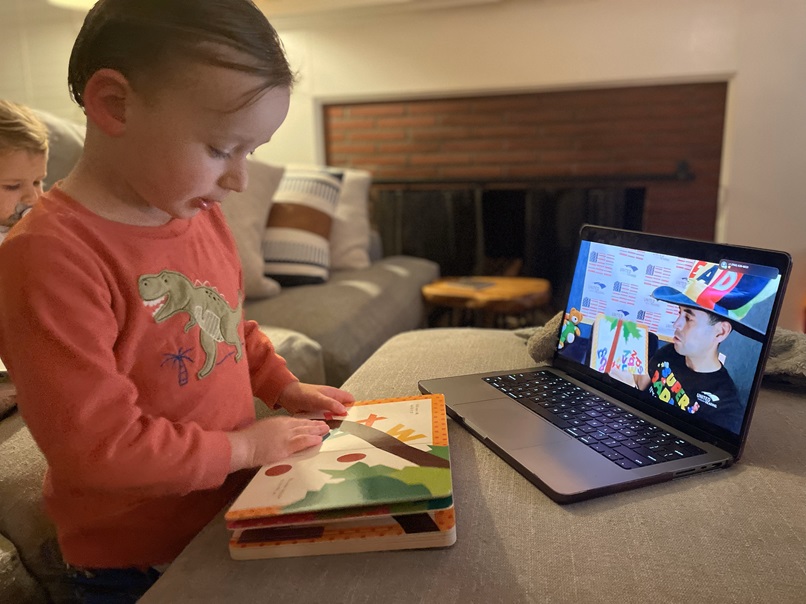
[{"left": 1, "top": 203, "right": 32, "bottom": 229}]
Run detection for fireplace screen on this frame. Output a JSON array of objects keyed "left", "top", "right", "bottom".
[{"left": 372, "top": 186, "right": 645, "bottom": 309}]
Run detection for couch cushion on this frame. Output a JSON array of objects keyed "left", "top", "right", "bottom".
[
  {"left": 0, "top": 532, "right": 48, "bottom": 604},
  {"left": 336, "top": 330, "right": 806, "bottom": 603},
  {"left": 245, "top": 256, "right": 440, "bottom": 386},
  {"left": 220, "top": 160, "right": 285, "bottom": 300},
  {"left": 340, "top": 327, "right": 535, "bottom": 399},
  {"left": 138, "top": 329, "right": 806, "bottom": 603},
  {"left": 257, "top": 325, "right": 325, "bottom": 387},
  {"left": 329, "top": 168, "right": 372, "bottom": 271}
]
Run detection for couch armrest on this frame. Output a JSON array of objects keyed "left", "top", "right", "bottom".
[
  {"left": 257, "top": 326, "right": 326, "bottom": 388},
  {"left": 0, "top": 532, "right": 48, "bottom": 604}
]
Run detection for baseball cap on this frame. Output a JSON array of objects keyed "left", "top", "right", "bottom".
[{"left": 651, "top": 261, "right": 779, "bottom": 341}]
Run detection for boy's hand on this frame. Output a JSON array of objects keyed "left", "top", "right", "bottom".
[
  {"left": 226, "top": 416, "right": 330, "bottom": 471},
  {"left": 277, "top": 382, "right": 354, "bottom": 416},
  {"left": 608, "top": 366, "right": 635, "bottom": 386}
]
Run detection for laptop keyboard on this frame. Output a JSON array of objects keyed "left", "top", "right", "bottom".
[{"left": 484, "top": 371, "right": 705, "bottom": 470}]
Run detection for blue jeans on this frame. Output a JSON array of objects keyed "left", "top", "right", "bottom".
[{"left": 68, "top": 566, "right": 163, "bottom": 604}]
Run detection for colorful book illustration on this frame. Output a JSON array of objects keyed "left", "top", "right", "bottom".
[
  {"left": 226, "top": 394, "right": 456, "bottom": 559},
  {"left": 590, "top": 313, "right": 650, "bottom": 375}
]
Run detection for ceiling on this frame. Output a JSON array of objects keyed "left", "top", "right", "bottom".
[
  {"left": 254, "top": 0, "right": 504, "bottom": 19},
  {"left": 42, "top": 0, "right": 510, "bottom": 22},
  {"left": 45, "top": 0, "right": 504, "bottom": 15}
]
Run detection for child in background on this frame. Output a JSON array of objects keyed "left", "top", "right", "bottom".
[
  {"left": 0, "top": 99, "right": 48, "bottom": 243},
  {"left": 0, "top": 0, "right": 353, "bottom": 601}
]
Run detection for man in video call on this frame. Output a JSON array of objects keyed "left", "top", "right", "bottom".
[{"left": 610, "top": 262, "right": 775, "bottom": 434}]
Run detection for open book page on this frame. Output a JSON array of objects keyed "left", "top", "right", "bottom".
[
  {"left": 226, "top": 395, "right": 452, "bottom": 523},
  {"left": 227, "top": 495, "right": 453, "bottom": 530}
]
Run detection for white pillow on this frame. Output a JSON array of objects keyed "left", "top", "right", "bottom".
[
  {"left": 220, "top": 160, "right": 284, "bottom": 299},
  {"left": 330, "top": 168, "right": 372, "bottom": 271}
]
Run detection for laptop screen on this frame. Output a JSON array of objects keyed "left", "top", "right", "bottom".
[{"left": 555, "top": 226, "right": 788, "bottom": 445}]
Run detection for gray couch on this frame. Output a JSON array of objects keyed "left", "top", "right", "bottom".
[
  {"left": 0, "top": 111, "right": 438, "bottom": 602},
  {"left": 247, "top": 254, "right": 438, "bottom": 387},
  {"left": 6, "top": 325, "right": 806, "bottom": 603},
  {"left": 140, "top": 327, "right": 806, "bottom": 604}
]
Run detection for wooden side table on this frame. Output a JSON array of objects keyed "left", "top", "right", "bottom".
[{"left": 421, "top": 276, "right": 553, "bottom": 328}]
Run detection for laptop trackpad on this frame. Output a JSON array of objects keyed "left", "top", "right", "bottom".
[{"left": 453, "top": 399, "right": 568, "bottom": 449}]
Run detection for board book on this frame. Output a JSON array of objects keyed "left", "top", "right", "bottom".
[
  {"left": 589, "top": 313, "right": 650, "bottom": 376},
  {"left": 226, "top": 394, "right": 456, "bottom": 559}
]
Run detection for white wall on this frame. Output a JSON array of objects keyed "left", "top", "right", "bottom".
[
  {"left": 0, "top": 0, "right": 84, "bottom": 121},
  {"left": 2, "top": 0, "right": 804, "bottom": 330},
  {"left": 272, "top": 0, "right": 740, "bottom": 162},
  {"left": 720, "top": 1, "right": 806, "bottom": 332}
]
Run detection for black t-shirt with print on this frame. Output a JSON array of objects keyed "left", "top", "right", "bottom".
[{"left": 646, "top": 343, "right": 744, "bottom": 434}]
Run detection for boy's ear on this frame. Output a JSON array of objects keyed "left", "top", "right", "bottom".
[{"left": 81, "top": 68, "right": 133, "bottom": 137}]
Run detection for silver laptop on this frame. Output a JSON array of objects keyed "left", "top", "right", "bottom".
[{"left": 419, "top": 225, "right": 791, "bottom": 503}]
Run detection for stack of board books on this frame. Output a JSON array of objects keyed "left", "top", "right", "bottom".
[{"left": 226, "top": 394, "right": 456, "bottom": 559}]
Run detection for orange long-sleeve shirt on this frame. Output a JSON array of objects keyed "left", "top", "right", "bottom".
[{"left": 0, "top": 188, "right": 297, "bottom": 568}]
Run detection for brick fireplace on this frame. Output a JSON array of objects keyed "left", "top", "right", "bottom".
[{"left": 323, "top": 82, "right": 727, "bottom": 303}]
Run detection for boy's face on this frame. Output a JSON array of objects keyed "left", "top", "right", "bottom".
[
  {"left": 671, "top": 306, "right": 729, "bottom": 361},
  {"left": 0, "top": 149, "right": 47, "bottom": 227},
  {"left": 115, "top": 60, "right": 290, "bottom": 225}
]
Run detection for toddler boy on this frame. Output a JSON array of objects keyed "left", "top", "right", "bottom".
[
  {"left": 0, "top": 99, "right": 48, "bottom": 242},
  {"left": 0, "top": 1, "right": 353, "bottom": 601}
]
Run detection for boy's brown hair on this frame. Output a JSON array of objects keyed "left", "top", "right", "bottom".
[
  {"left": 68, "top": 0, "right": 295, "bottom": 109},
  {"left": 0, "top": 100, "right": 49, "bottom": 155}
]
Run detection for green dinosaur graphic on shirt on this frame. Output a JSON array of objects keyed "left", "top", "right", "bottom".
[{"left": 138, "top": 270, "right": 242, "bottom": 379}]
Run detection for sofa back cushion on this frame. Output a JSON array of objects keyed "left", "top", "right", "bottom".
[
  {"left": 330, "top": 168, "right": 372, "bottom": 271},
  {"left": 32, "top": 109, "right": 85, "bottom": 190},
  {"left": 220, "top": 160, "right": 285, "bottom": 299}
]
